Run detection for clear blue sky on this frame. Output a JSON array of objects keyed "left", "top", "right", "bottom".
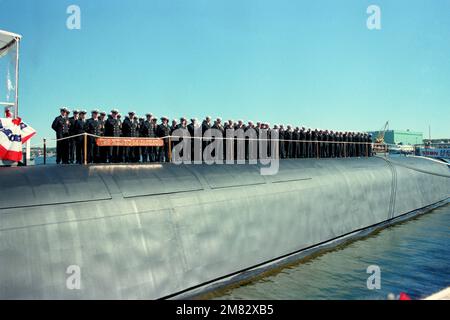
[{"left": 1, "top": 0, "right": 450, "bottom": 145}]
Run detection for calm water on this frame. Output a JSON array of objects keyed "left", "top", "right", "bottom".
[
  {"left": 34, "top": 156, "right": 56, "bottom": 165},
  {"left": 211, "top": 203, "right": 450, "bottom": 300}
]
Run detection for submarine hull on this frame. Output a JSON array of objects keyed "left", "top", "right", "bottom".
[{"left": 0, "top": 157, "right": 449, "bottom": 299}]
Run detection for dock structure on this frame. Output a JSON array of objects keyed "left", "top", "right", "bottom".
[{"left": 425, "top": 288, "right": 450, "bottom": 300}]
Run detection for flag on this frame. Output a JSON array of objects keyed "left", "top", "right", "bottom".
[
  {"left": 19, "top": 120, "right": 36, "bottom": 143},
  {"left": 0, "top": 117, "right": 36, "bottom": 162},
  {"left": 399, "top": 292, "right": 412, "bottom": 300}
]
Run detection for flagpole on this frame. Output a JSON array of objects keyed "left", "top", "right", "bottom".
[{"left": 14, "top": 37, "right": 20, "bottom": 118}]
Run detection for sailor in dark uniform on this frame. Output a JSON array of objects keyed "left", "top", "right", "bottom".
[
  {"left": 285, "top": 125, "right": 293, "bottom": 158},
  {"left": 132, "top": 115, "right": 141, "bottom": 162},
  {"left": 201, "top": 116, "right": 212, "bottom": 160},
  {"left": 234, "top": 120, "right": 245, "bottom": 161},
  {"left": 117, "top": 113, "right": 124, "bottom": 162},
  {"left": 368, "top": 133, "right": 373, "bottom": 157},
  {"left": 52, "top": 107, "right": 71, "bottom": 164},
  {"left": 244, "top": 121, "right": 254, "bottom": 161},
  {"left": 104, "top": 109, "right": 122, "bottom": 163},
  {"left": 140, "top": 113, "right": 152, "bottom": 163},
  {"left": 278, "top": 125, "right": 286, "bottom": 159},
  {"left": 340, "top": 132, "right": 345, "bottom": 157},
  {"left": 304, "top": 128, "right": 311, "bottom": 158},
  {"left": 85, "top": 109, "right": 102, "bottom": 163},
  {"left": 223, "top": 119, "right": 234, "bottom": 161},
  {"left": 138, "top": 115, "right": 145, "bottom": 161},
  {"left": 346, "top": 132, "right": 352, "bottom": 157},
  {"left": 73, "top": 110, "right": 87, "bottom": 164},
  {"left": 329, "top": 130, "right": 335, "bottom": 158},
  {"left": 121, "top": 111, "right": 137, "bottom": 162},
  {"left": 68, "top": 110, "right": 79, "bottom": 164},
  {"left": 157, "top": 116, "right": 171, "bottom": 162},
  {"left": 170, "top": 119, "right": 178, "bottom": 134},
  {"left": 174, "top": 117, "right": 189, "bottom": 160},
  {"left": 150, "top": 116, "right": 158, "bottom": 162},
  {"left": 293, "top": 126, "right": 300, "bottom": 158},
  {"left": 336, "top": 131, "right": 341, "bottom": 158},
  {"left": 299, "top": 127, "right": 306, "bottom": 158},
  {"left": 317, "top": 130, "right": 323, "bottom": 158},
  {"left": 187, "top": 118, "right": 199, "bottom": 162},
  {"left": 264, "top": 122, "right": 272, "bottom": 158},
  {"left": 311, "top": 129, "right": 319, "bottom": 158},
  {"left": 98, "top": 111, "right": 107, "bottom": 162}
]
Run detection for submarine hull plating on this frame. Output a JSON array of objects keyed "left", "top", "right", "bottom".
[{"left": 0, "top": 157, "right": 449, "bottom": 299}]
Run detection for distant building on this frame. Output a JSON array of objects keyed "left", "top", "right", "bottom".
[
  {"left": 367, "top": 130, "right": 423, "bottom": 145},
  {"left": 423, "top": 138, "right": 450, "bottom": 145}
]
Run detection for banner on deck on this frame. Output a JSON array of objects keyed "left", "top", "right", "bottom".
[
  {"left": 0, "top": 117, "right": 36, "bottom": 162},
  {"left": 96, "top": 137, "right": 164, "bottom": 147}
]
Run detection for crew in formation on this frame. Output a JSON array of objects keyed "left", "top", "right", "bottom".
[{"left": 52, "top": 107, "right": 373, "bottom": 164}]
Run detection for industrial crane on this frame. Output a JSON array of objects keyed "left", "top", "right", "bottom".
[{"left": 375, "top": 121, "right": 389, "bottom": 144}]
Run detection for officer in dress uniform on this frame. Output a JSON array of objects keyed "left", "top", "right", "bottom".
[
  {"left": 121, "top": 111, "right": 137, "bottom": 162},
  {"left": 212, "top": 117, "right": 225, "bottom": 161},
  {"left": 174, "top": 117, "right": 189, "bottom": 160},
  {"left": 140, "top": 113, "right": 153, "bottom": 163},
  {"left": 317, "top": 130, "right": 323, "bottom": 158},
  {"left": 52, "top": 107, "right": 71, "bottom": 164},
  {"left": 285, "top": 125, "right": 294, "bottom": 158},
  {"left": 73, "top": 110, "right": 87, "bottom": 164},
  {"left": 98, "top": 111, "right": 107, "bottom": 163},
  {"left": 243, "top": 120, "right": 255, "bottom": 160},
  {"left": 157, "top": 116, "right": 171, "bottom": 162},
  {"left": 335, "top": 131, "right": 342, "bottom": 158},
  {"left": 224, "top": 119, "right": 234, "bottom": 161},
  {"left": 132, "top": 115, "right": 141, "bottom": 162},
  {"left": 299, "top": 127, "right": 306, "bottom": 158},
  {"left": 85, "top": 109, "right": 102, "bottom": 163},
  {"left": 368, "top": 133, "right": 373, "bottom": 157},
  {"left": 278, "top": 125, "right": 286, "bottom": 159},
  {"left": 293, "top": 127, "right": 300, "bottom": 158},
  {"left": 201, "top": 116, "right": 212, "bottom": 160},
  {"left": 68, "top": 110, "right": 79, "bottom": 164},
  {"left": 170, "top": 119, "right": 178, "bottom": 134},
  {"left": 311, "top": 129, "right": 318, "bottom": 158},
  {"left": 305, "top": 128, "right": 311, "bottom": 158},
  {"left": 137, "top": 115, "right": 145, "bottom": 162},
  {"left": 104, "top": 109, "right": 122, "bottom": 163},
  {"left": 187, "top": 118, "right": 198, "bottom": 162},
  {"left": 234, "top": 120, "right": 245, "bottom": 161}
]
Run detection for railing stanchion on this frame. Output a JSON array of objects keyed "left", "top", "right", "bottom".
[
  {"left": 43, "top": 138, "right": 47, "bottom": 165},
  {"left": 84, "top": 133, "right": 88, "bottom": 165},
  {"left": 168, "top": 136, "right": 172, "bottom": 162},
  {"left": 316, "top": 141, "right": 319, "bottom": 159}
]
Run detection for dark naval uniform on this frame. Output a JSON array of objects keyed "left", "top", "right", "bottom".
[
  {"left": 85, "top": 117, "right": 102, "bottom": 163},
  {"left": 104, "top": 116, "right": 122, "bottom": 163},
  {"left": 201, "top": 120, "right": 212, "bottom": 161},
  {"left": 157, "top": 122, "right": 171, "bottom": 162},
  {"left": 279, "top": 127, "right": 286, "bottom": 159},
  {"left": 68, "top": 115, "right": 78, "bottom": 163},
  {"left": 212, "top": 122, "right": 225, "bottom": 161},
  {"left": 98, "top": 116, "right": 107, "bottom": 162},
  {"left": 140, "top": 119, "right": 157, "bottom": 162},
  {"left": 51, "top": 115, "right": 70, "bottom": 164},
  {"left": 122, "top": 116, "right": 140, "bottom": 162},
  {"left": 73, "top": 118, "right": 86, "bottom": 164}
]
